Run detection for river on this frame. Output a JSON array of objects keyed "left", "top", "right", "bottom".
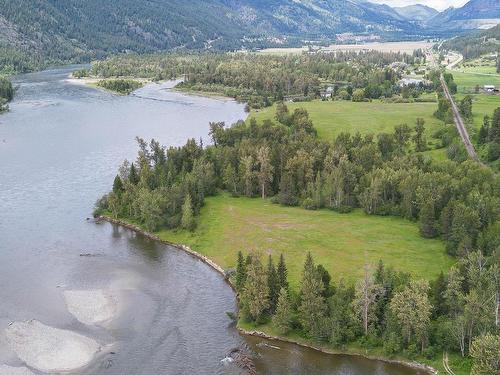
[{"left": 0, "top": 67, "right": 426, "bottom": 375}]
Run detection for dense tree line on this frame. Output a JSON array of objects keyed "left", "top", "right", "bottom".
[
  {"left": 90, "top": 51, "right": 421, "bottom": 109},
  {"left": 235, "top": 250, "right": 498, "bottom": 374},
  {"left": 0, "top": 76, "right": 14, "bottom": 112},
  {"left": 478, "top": 108, "right": 500, "bottom": 163}
]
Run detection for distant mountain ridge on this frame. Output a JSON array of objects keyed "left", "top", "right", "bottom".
[
  {"left": 0, "top": 0, "right": 499, "bottom": 73},
  {"left": 427, "top": 0, "right": 500, "bottom": 30},
  {"left": 393, "top": 4, "right": 439, "bottom": 22}
]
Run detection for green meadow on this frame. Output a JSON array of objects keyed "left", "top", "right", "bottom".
[
  {"left": 157, "top": 194, "right": 454, "bottom": 288},
  {"left": 249, "top": 99, "right": 442, "bottom": 141}
]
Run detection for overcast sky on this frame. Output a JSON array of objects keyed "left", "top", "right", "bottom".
[{"left": 369, "top": 0, "right": 469, "bottom": 11}]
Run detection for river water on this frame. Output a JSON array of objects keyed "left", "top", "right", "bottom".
[{"left": 0, "top": 67, "right": 425, "bottom": 375}]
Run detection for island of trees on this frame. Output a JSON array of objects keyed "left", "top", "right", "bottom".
[
  {"left": 96, "top": 105, "right": 499, "bottom": 374},
  {"left": 0, "top": 76, "right": 14, "bottom": 112},
  {"left": 96, "top": 79, "right": 143, "bottom": 95}
]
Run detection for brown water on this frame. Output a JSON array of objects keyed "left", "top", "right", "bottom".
[{"left": 0, "top": 67, "right": 426, "bottom": 375}]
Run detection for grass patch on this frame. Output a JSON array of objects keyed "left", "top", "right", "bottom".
[
  {"left": 249, "top": 100, "right": 443, "bottom": 141},
  {"left": 157, "top": 194, "right": 453, "bottom": 289}
]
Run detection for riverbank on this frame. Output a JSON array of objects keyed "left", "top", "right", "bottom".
[{"left": 97, "top": 214, "right": 440, "bottom": 375}]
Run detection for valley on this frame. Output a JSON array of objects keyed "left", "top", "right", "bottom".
[{"left": 0, "top": 1, "right": 499, "bottom": 375}]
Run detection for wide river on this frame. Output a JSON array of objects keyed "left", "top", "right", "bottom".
[{"left": 0, "top": 67, "right": 426, "bottom": 375}]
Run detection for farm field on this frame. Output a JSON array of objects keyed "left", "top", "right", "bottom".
[
  {"left": 258, "top": 41, "right": 432, "bottom": 55},
  {"left": 450, "top": 69, "right": 500, "bottom": 94},
  {"left": 156, "top": 194, "right": 454, "bottom": 288},
  {"left": 249, "top": 99, "right": 443, "bottom": 140}
]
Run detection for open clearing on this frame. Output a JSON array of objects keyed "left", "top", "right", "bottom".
[
  {"left": 157, "top": 195, "right": 453, "bottom": 288},
  {"left": 249, "top": 100, "right": 443, "bottom": 140},
  {"left": 258, "top": 41, "right": 432, "bottom": 55}
]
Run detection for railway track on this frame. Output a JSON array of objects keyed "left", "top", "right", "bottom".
[{"left": 440, "top": 74, "right": 481, "bottom": 162}]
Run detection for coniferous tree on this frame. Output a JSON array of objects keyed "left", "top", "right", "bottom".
[
  {"left": 478, "top": 116, "right": 490, "bottom": 145},
  {"left": 272, "top": 287, "right": 292, "bottom": 334},
  {"left": 413, "top": 118, "right": 427, "bottom": 152},
  {"left": 235, "top": 251, "right": 246, "bottom": 291},
  {"left": 112, "top": 175, "right": 124, "bottom": 196},
  {"left": 277, "top": 253, "right": 288, "bottom": 291},
  {"left": 430, "top": 271, "right": 448, "bottom": 317},
  {"left": 267, "top": 255, "right": 279, "bottom": 313},
  {"left": 317, "top": 264, "right": 333, "bottom": 298},
  {"left": 419, "top": 201, "right": 438, "bottom": 238},
  {"left": 129, "top": 163, "right": 139, "bottom": 185},
  {"left": 299, "top": 252, "right": 327, "bottom": 338}
]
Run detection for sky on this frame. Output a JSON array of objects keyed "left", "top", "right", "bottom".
[{"left": 368, "top": 0, "right": 469, "bottom": 11}]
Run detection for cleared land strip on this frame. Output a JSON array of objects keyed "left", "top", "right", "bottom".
[{"left": 440, "top": 74, "right": 480, "bottom": 162}]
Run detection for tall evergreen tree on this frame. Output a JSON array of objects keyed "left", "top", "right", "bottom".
[
  {"left": 413, "top": 118, "right": 427, "bottom": 152},
  {"left": 267, "top": 255, "right": 279, "bottom": 313},
  {"left": 235, "top": 251, "right": 247, "bottom": 291},
  {"left": 112, "top": 175, "right": 124, "bottom": 196},
  {"left": 299, "top": 252, "right": 327, "bottom": 338},
  {"left": 277, "top": 253, "right": 289, "bottom": 291},
  {"left": 419, "top": 201, "right": 438, "bottom": 238},
  {"left": 272, "top": 287, "right": 292, "bottom": 334},
  {"left": 478, "top": 116, "right": 490, "bottom": 145},
  {"left": 129, "top": 162, "right": 139, "bottom": 185}
]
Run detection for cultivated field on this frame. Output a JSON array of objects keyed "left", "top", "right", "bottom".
[
  {"left": 258, "top": 41, "right": 433, "bottom": 55},
  {"left": 249, "top": 99, "right": 442, "bottom": 140},
  {"left": 157, "top": 195, "right": 453, "bottom": 288},
  {"left": 320, "top": 41, "right": 433, "bottom": 54}
]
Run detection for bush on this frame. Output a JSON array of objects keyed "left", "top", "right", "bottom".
[{"left": 302, "top": 197, "right": 317, "bottom": 210}]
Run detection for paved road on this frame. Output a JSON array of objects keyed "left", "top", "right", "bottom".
[{"left": 440, "top": 74, "right": 480, "bottom": 162}]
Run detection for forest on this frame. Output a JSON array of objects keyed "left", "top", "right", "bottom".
[
  {"left": 440, "top": 24, "right": 500, "bottom": 62},
  {"left": 96, "top": 102, "right": 499, "bottom": 373},
  {"left": 0, "top": 76, "right": 14, "bottom": 112},
  {"left": 89, "top": 51, "right": 428, "bottom": 109}
]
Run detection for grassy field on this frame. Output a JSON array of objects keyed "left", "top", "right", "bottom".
[
  {"left": 157, "top": 194, "right": 453, "bottom": 288},
  {"left": 451, "top": 68, "right": 500, "bottom": 131},
  {"left": 449, "top": 70, "right": 500, "bottom": 94},
  {"left": 249, "top": 100, "right": 442, "bottom": 141}
]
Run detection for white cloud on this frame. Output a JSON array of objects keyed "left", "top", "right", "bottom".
[{"left": 368, "top": 0, "right": 469, "bottom": 11}]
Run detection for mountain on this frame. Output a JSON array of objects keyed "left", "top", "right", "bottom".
[
  {"left": 0, "top": 0, "right": 425, "bottom": 72},
  {"left": 427, "top": 0, "right": 500, "bottom": 31},
  {"left": 393, "top": 4, "right": 438, "bottom": 22}
]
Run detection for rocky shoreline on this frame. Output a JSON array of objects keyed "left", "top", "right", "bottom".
[{"left": 97, "top": 215, "right": 438, "bottom": 375}]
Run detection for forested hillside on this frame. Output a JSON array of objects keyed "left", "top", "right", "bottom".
[
  {"left": 0, "top": 0, "right": 423, "bottom": 73},
  {"left": 441, "top": 24, "right": 500, "bottom": 60}
]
